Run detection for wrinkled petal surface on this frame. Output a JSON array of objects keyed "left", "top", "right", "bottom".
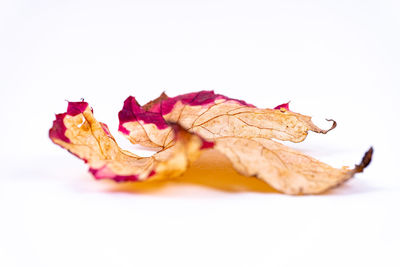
[
  {"left": 50, "top": 91, "right": 372, "bottom": 195},
  {"left": 214, "top": 137, "right": 372, "bottom": 194},
  {"left": 49, "top": 101, "right": 208, "bottom": 182},
  {"left": 119, "top": 91, "right": 337, "bottom": 149},
  {"left": 116, "top": 91, "right": 371, "bottom": 194}
]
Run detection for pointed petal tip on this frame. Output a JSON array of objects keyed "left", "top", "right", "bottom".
[
  {"left": 355, "top": 147, "right": 373, "bottom": 173},
  {"left": 321, "top": 119, "right": 337, "bottom": 134}
]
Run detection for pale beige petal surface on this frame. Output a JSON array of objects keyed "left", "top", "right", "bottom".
[
  {"left": 116, "top": 92, "right": 372, "bottom": 194},
  {"left": 142, "top": 93, "right": 336, "bottom": 148},
  {"left": 166, "top": 101, "right": 335, "bottom": 143},
  {"left": 214, "top": 137, "right": 372, "bottom": 194},
  {"left": 120, "top": 92, "right": 336, "bottom": 149}
]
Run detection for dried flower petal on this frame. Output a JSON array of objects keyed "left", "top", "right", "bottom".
[
  {"left": 50, "top": 91, "right": 372, "bottom": 195},
  {"left": 214, "top": 137, "right": 372, "bottom": 194},
  {"left": 49, "top": 101, "right": 207, "bottom": 182},
  {"left": 117, "top": 91, "right": 372, "bottom": 194},
  {"left": 119, "top": 91, "right": 337, "bottom": 149}
]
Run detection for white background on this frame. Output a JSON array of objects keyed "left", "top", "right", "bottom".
[{"left": 1, "top": 0, "right": 399, "bottom": 266}]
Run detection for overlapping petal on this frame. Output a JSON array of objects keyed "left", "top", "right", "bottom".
[
  {"left": 50, "top": 91, "right": 372, "bottom": 195},
  {"left": 49, "top": 101, "right": 208, "bottom": 182}
]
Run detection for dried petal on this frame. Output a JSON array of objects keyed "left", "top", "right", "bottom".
[
  {"left": 117, "top": 91, "right": 372, "bottom": 194},
  {"left": 49, "top": 101, "right": 207, "bottom": 182},
  {"left": 119, "top": 91, "right": 336, "bottom": 149},
  {"left": 214, "top": 137, "right": 372, "bottom": 194},
  {"left": 50, "top": 91, "right": 372, "bottom": 195}
]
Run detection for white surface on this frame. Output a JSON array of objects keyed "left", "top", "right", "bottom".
[{"left": 1, "top": 1, "right": 399, "bottom": 266}]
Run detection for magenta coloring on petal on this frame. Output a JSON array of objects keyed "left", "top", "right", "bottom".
[
  {"left": 49, "top": 113, "right": 69, "bottom": 143},
  {"left": 274, "top": 102, "right": 290, "bottom": 111},
  {"left": 49, "top": 101, "right": 90, "bottom": 143},
  {"left": 118, "top": 96, "right": 169, "bottom": 133},
  {"left": 67, "top": 101, "right": 89, "bottom": 116},
  {"left": 89, "top": 166, "right": 140, "bottom": 182},
  {"left": 200, "top": 140, "right": 215, "bottom": 149},
  {"left": 146, "top": 91, "right": 255, "bottom": 115}
]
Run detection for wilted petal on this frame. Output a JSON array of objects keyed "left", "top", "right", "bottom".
[{"left": 49, "top": 101, "right": 207, "bottom": 182}]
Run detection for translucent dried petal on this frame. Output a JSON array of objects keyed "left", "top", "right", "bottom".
[
  {"left": 214, "top": 137, "right": 372, "bottom": 194},
  {"left": 116, "top": 91, "right": 372, "bottom": 194},
  {"left": 50, "top": 92, "right": 372, "bottom": 195},
  {"left": 49, "top": 101, "right": 207, "bottom": 182},
  {"left": 119, "top": 91, "right": 336, "bottom": 148}
]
